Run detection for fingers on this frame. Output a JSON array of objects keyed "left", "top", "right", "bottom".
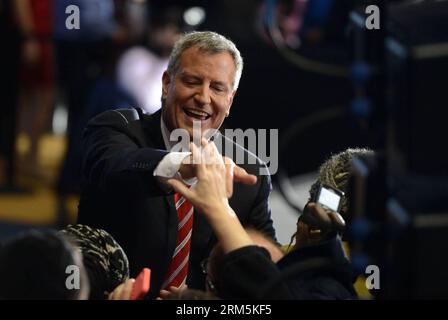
[
  {"left": 233, "top": 165, "right": 257, "bottom": 185},
  {"left": 185, "top": 139, "right": 223, "bottom": 180},
  {"left": 108, "top": 284, "right": 122, "bottom": 300},
  {"left": 306, "top": 203, "right": 346, "bottom": 234},
  {"left": 179, "top": 153, "right": 195, "bottom": 180},
  {"left": 168, "top": 286, "right": 183, "bottom": 294},
  {"left": 307, "top": 203, "right": 333, "bottom": 227},
  {"left": 108, "top": 288, "right": 117, "bottom": 300},
  {"left": 223, "top": 156, "right": 257, "bottom": 196},
  {"left": 158, "top": 289, "right": 172, "bottom": 300},
  {"left": 200, "top": 137, "right": 208, "bottom": 148},
  {"left": 201, "top": 138, "right": 223, "bottom": 165},
  {"left": 190, "top": 142, "right": 202, "bottom": 166},
  {"left": 189, "top": 139, "right": 257, "bottom": 199},
  {"left": 108, "top": 278, "right": 135, "bottom": 300},
  {"left": 158, "top": 285, "right": 186, "bottom": 300},
  {"left": 328, "top": 211, "right": 346, "bottom": 233},
  {"left": 200, "top": 138, "right": 213, "bottom": 165},
  {"left": 179, "top": 283, "right": 189, "bottom": 290},
  {"left": 122, "top": 278, "right": 135, "bottom": 300}
]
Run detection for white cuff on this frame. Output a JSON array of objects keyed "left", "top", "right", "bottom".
[{"left": 153, "top": 152, "right": 191, "bottom": 178}]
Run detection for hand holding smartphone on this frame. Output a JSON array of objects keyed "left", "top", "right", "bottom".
[
  {"left": 313, "top": 184, "right": 344, "bottom": 213},
  {"left": 300, "top": 184, "right": 345, "bottom": 233}
]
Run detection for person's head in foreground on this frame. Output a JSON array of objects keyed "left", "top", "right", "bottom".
[
  {"left": 0, "top": 230, "right": 89, "bottom": 300},
  {"left": 291, "top": 148, "right": 374, "bottom": 250},
  {"left": 60, "top": 224, "right": 130, "bottom": 300},
  {"left": 245, "top": 228, "right": 284, "bottom": 263},
  {"left": 203, "top": 227, "right": 283, "bottom": 297}
]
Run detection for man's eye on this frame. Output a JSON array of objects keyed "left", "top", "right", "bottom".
[
  {"left": 212, "top": 86, "right": 226, "bottom": 92},
  {"left": 183, "top": 78, "right": 199, "bottom": 85}
]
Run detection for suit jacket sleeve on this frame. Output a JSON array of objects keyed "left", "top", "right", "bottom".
[
  {"left": 247, "top": 164, "right": 277, "bottom": 241},
  {"left": 82, "top": 110, "right": 169, "bottom": 195}
]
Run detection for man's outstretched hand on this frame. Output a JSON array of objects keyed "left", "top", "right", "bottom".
[
  {"left": 223, "top": 156, "right": 257, "bottom": 197},
  {"left": 168, "top": 139, "right": 255, "bottom": 253},
  {"left": 178, "top": 142, "right": 257, "bottom": 198}
]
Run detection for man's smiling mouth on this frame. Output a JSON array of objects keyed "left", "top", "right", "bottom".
[{"left": 183, "top": 108, "right": 211, "bottom": 121}]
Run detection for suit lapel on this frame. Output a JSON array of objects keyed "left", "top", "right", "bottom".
[{"left": 140, "top": 109, "right": 165, "bottom": 149}]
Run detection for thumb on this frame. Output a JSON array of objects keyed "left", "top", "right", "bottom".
[
  {"left": 328, "top": 211, "right": 346, "bottom": 233},
  {"left": 233, "top": 166, "right": 257, "bottom": 185}
]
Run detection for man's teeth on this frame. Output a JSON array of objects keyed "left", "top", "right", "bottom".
[{"left": 185, "top": 109, "right": 210, "bottom": 119}]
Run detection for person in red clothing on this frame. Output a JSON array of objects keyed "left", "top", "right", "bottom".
[{"left": 17, "top": 0, "right": 54, "bottom": 178}]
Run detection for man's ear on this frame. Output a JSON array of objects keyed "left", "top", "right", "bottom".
[{"left": 162, "top": 71, "right": 171, "bottom": 99}]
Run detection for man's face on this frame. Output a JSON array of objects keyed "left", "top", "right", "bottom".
[{"left": 162, "top": 47, "right": 236, "bottom": 138}]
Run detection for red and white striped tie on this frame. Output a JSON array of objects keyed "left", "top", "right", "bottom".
[{"left": 162, "top": 192, "right": 194, "bottom": 289}]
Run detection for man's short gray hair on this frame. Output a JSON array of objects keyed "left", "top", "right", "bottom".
[{"left": 167, "top": 31, "right": 243, "bottom": 90}]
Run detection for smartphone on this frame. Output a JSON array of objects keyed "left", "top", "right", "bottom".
[
  {"left": 300, "top": 184, "right": 344, "bottom": 228},
  {"left": 130, "top": 268, "right": 151, "bottom": 300},
  {"left": 314, "top": 184, "right": 344, "bottom": 213}
]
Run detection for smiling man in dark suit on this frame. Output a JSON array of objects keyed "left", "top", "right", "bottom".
[{"left": 77, "top": 31, "right": 276, "bottom": 299}]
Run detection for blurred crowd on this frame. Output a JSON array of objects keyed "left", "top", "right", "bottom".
[
  {"left": 0, "top": 147, "right": 368, "bottom": 300},
  {"left": 0, "top": 0, "right": 372, "bottom": 300},
  {"left": 0, "top": 0, "right": 190, "bottom": 195}
]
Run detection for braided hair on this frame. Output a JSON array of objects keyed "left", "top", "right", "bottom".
[
  {"left": 60, "top": 224, "right": 130, "bottom": 299},
  {"left": 308, "top": 148, "right": 374, "bottom": 221}
]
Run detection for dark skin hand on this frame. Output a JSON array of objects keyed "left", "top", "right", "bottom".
[
  {"left": 306, "top": 203, "right": 346, "bottom": 234},
  {"left": 295, "top": 203, "right": 346, "bottom": 249}
]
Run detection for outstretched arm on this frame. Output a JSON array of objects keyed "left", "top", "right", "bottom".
[
  {"left": 82, "top": 110, "right": 169, "bottom": 194},
  {"left": 167, "top": 139, "right": 254, "bottom": 254},
  {"left": 167, "top": 139, "right": 291, "bottom": 299}
]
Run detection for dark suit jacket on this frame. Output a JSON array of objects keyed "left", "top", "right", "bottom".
[{"left": 77, "top": 107, "right": 276, "bottom": 299}]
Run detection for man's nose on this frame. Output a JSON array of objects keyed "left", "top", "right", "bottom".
[{"left": 194, "top": 85, "right": 211, "bottom": 105}]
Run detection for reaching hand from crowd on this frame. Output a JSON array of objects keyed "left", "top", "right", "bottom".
[
  {"left": 169, "top": 139, "right": 230, "bottom": 216},
  {"left": 157, "top": 284, "right": 188, "bottom": 300},
  {"left": 108, "top": 278, "right": 135, "bottom": 300},
  {"left": 167, "top": 138, "right": 254, "bottom": 254},
  {"left": 178, "top": 141, "right": 257, "bottom": 198}
]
